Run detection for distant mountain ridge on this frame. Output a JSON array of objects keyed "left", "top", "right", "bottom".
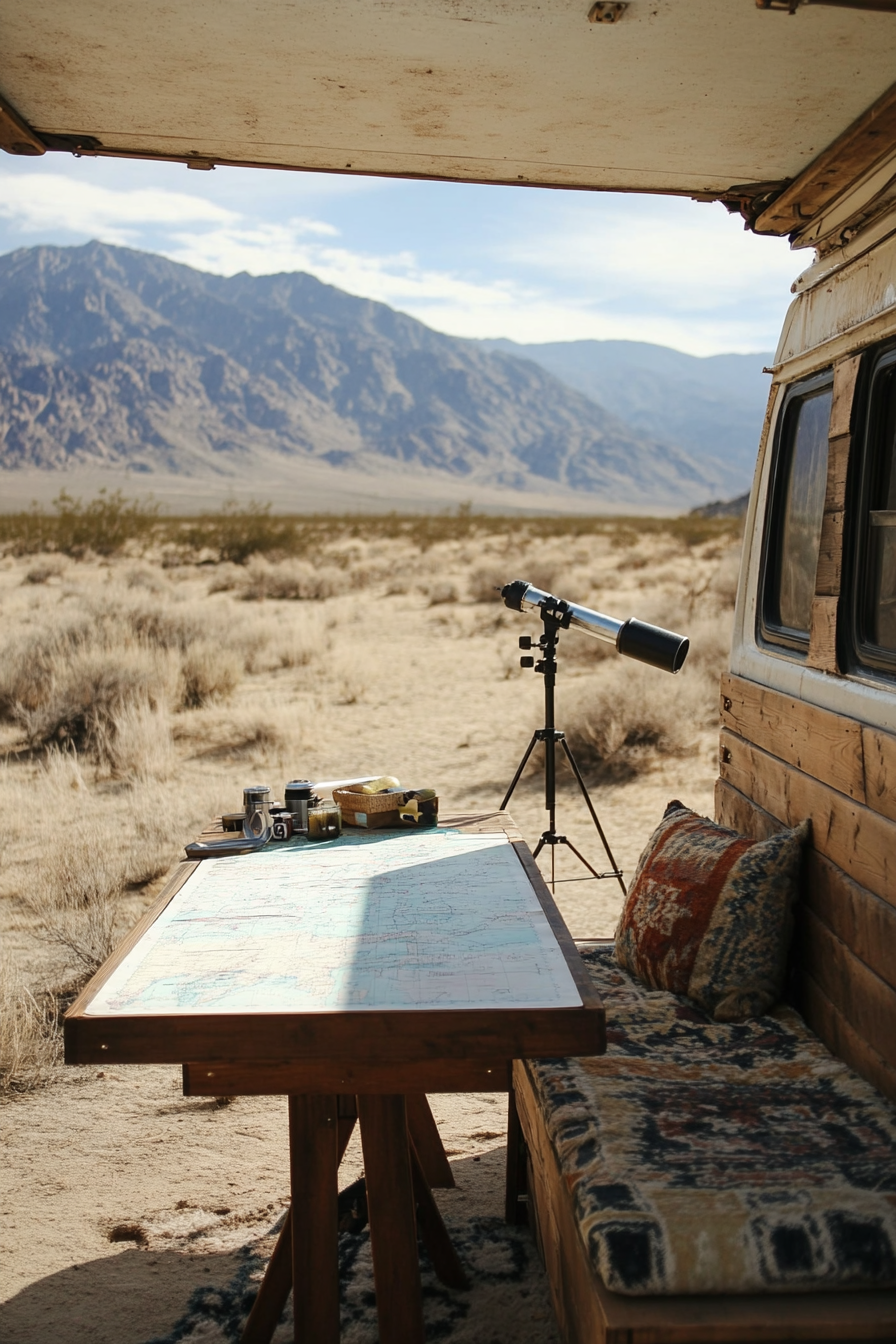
[
  {"left": 0, "top": 243, "right": 725, "bottom": 508},
  {"left": 478, "top": 338, "right": 773, "bottom": 495}
]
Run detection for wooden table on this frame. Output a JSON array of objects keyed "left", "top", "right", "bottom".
[{"left": 65, "top": 811, "right": 605, "bottom": 1344}]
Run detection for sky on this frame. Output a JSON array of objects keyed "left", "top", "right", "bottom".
[{"left": 0, "top": 153, "right": 804, "bottom": 357}]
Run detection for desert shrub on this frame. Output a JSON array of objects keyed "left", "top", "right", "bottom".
[
  {"left": 0, "top": 960, "right": 62, "bottom": 1095},
  {"left": 179, "top": 641, "right": 243, "bottom": 709},
  {"left": 563, "top": 660, "right": 717, "bottom": 783},
  {"left": 706, "top": 544, "right": 742, "bottom": 609},
  {"left": 8, "top": 645, "right": 178, "bottom": 757},
  {"left": 240, "top": 559, "right": 341, "bottom": 602},
  {"left": 0, "top": 490, "right": 162, "bottom": 558},
  {"left": 124, "top": 566, "right": 168, "bottom": 593},
  {"left": 207, "top": 564, "right": 243, "bottom": 594},
  {"left": 468, "top": 565, "right": 507, "bottom": 603},
  {"left": 178, "top": 501, "right": 300, "bottom": 565},
  {"left": 427, "top": 581, "right": 458, "bottom": 606},
  {"left": 25, "top": 823, "right": 125, "bottom": 977},
  {"left": 23, "top": 555, "right": 67, "bottom": 585},
  {"left": 100, "top": 701, "right": 176, "bottom": 782}
]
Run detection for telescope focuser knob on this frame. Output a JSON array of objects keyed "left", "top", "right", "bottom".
[
  {"left": 519, "top": 636, "right": 532, "bottom": 650},
  {"left": 520, "top": 655, "right": 534, "bottom": 668}
]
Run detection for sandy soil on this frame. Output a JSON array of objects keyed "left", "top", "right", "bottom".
[{"left": 0, "top": 524, "right": 737, "bottom": 1341}]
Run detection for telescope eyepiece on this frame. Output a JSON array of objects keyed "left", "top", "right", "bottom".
[
  {"left": 501, "top": 579, "right": 530, "bottom": 612},
  {"left": 616, "top": 618, "right": 689, "bottom": 674}
]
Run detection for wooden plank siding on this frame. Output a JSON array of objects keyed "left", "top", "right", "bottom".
[
  {"left": 862, "top": 725, "right": 896, "bottom": 823},
  {"left": 719, "top": 672, "right": 866, "bottom": 802},
  {"left": 801, "top": 355, "right": 859, "bottom": 673},
  {"left": 718, "top": 726, "right": 896, "bottom": 905},
  {"left": 715, "top": 778, "right": 896, "bottom": 1101},
  {"left": 799, "top": 906, "right": 896, "bottom": 1073},
  {"left": 799, "top": 972, "right": 896, "bottom": 1105}
]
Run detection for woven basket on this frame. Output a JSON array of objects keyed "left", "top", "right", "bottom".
[{"left": 333, "top": 786, "right": 405, "bottom": 813}]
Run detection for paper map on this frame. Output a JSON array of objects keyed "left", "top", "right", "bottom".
[{"left": 86, "top": 830, "right": 582, "bottom": 1016}]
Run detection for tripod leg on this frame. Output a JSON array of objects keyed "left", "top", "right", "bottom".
[
  {"left": 559, "top": 837, "right": 604, "bottom": 881},
  {"left": 560, "top": 739, "right": 627, "bottom": 895},
  {"left": 500, "top": 734, "right": 540, "bottom": 811}
]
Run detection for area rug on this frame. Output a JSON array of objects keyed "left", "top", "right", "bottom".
[{"left": 140, "top": 1205, "right": 560, "bottom": 1344}]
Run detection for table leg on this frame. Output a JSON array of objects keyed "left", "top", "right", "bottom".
[
  {"left": 405, "top": 1094, "right": 455, "bottom": 1189},
  {"left": 241, "top": 1211, "right": 293, "bottom": 1344},
  {"left": 409, "top": 1138, "right": 468, "bottom": 1290},
  {"left": 357, "top": 1094, "right": 425, "bottom": 1344},
  {"left": 505, "top": 1087, "right": 528, "bottom": 1226},
  {"left": 240, "top": 1105, "right": 357, "bottom": 1344},
  {"left": 289, "top": 1095, "right": 340, "bottom": 1344}
]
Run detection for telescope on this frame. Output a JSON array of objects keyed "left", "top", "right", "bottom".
[
  {"left": 500, "top": 580, "right": 689, "bottom": 674},
  {"left": 499, "top": 580, "right": 690, "bottom": 891}
]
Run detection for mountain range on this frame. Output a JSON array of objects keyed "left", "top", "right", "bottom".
[
  {"left": 0, "top": 243, "right": 769, "bottom": 510},
  {"left": 478, "top": 339, "right": 771, "bottom": 494}
]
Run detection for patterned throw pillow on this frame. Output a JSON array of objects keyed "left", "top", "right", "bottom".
[{"left": 614, "top": 801, "right": 810, "bottom": 1021}]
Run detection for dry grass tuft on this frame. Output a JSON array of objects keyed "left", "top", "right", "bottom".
[
  {"left": 23, "top": 555, "right": 67, "bottom": 585},
  {"left": 427, "top": 581, "right": 458, "bottom": 606},
  {"left": 240, "top": 559, "right": 342, "bottom": 602},
  {"left": 0, "top": 958, "right": 62, "bottom": 1095},
  {"left": 179, "top": 641, "right": 242, "bottom": 709},
  {"left": 563, "top": 661, "right": 715, "bottom": 783},
  {"left": 101, "top": 701, "right": 176, "bottom": 782},
  {"left": 25, "top": 823, "right": 127, "bottom": 977}
]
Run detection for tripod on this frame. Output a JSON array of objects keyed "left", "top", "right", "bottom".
[{"left": 501, "top": 602, "right": 626, "bottom": 894}]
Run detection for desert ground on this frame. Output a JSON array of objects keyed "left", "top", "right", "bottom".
[{"left": 0, "top": 509, "right": 741, "bottom": 1343}]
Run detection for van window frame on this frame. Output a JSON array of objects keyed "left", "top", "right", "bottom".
[
  {"left": 758, "top": 369, "right": 833, "bottom": 657},
  {"left": 843, "top": 340, "right": 896, "bottom": 681}
]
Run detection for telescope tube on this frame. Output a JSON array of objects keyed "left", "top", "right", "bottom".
[{"left": 501, "top": 580, "right": 688, "bottom": 674}]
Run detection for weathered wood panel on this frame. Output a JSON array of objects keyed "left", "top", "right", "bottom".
[
  {"left": 830, "top": 355, "right": 862, "bottom": 439},
  {"left": 802, "top": 849, "right": 896, "bottom": 995},
  {"left": 718, "top": 728, "right": 896, "bottom": 908},
  {"left": 715, "top": 777, "right": 783, "bottom": 842},
  {"left": 814, "top": 508, "right": 844, "bottom": 597},
  {"left": 824, "top": 431, "right": 851, "bottom": 514},
  {"left": 799, "top": 972, "right": 896, "bottom": 1106},
  {"left": 716, "top": 777, "right": 896, "bottom": 1096},
  {"left": 862, "top": 725, "right": 896, "bottom": 824},
  {"left": 719, "top": 673, "right": 865, "bottom": 803},
  {"left": 806, "top": 594, "right": 839, "bottom": 672},
  {"left": 798, "top": 907, "right": 896, "bottom": 1073}
]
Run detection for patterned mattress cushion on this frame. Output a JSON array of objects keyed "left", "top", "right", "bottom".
[
  {"left": 614, "top": 801, "right": 810, "bottom": 1021},
  {"left": 526, "top": 945, "right": 896, "bottom": 1296}
]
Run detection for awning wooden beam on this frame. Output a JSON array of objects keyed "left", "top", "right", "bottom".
[{"left": 754, "top": 79, "right": 896, "bottom": 235}]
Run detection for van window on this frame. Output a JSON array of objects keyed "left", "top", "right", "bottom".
[
  {"left": 760, "top": 374, "right": 832, "bottom": 653},
  {"left": 847, "top": 347, "right": 896, "bottom": 675}
]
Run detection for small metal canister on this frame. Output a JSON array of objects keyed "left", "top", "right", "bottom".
[
  {"left": 284, "top": 780, "right": 321, "bottom": 835},
  {"left": 243, "top": 784, "right": 272, "bottom": 839}
]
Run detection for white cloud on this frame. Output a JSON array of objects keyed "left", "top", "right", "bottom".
[
  {"left": 165, "top": 217, "right": 784, "bottom": 354},
  {"left": 0, "top": 169, "right": 798, "bottom": 354},
  {"left": 504, "top": 198, "right": 799, "bottom": 313},
  {"left": 0, "top": 174, "right": 237, "bottom": 245}
]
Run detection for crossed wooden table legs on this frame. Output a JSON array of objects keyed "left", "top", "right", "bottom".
[{"left": 240, "top": 1093, "right": 468, "bottom": 1344}]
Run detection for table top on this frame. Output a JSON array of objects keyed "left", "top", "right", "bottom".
[{"left": 64, "top": 812, "right": 605, "bottom": 1069}]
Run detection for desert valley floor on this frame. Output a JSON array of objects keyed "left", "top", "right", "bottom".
[{"left": 0, "top": 515, "right": 739, "bottom": 1342}]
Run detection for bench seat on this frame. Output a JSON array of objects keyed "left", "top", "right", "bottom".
[{"left": 515, "top": 941, "right": 896, "bottom": 1343}]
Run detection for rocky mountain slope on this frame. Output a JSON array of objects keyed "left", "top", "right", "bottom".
[
  {"left": 0, "top": 243, "right": 722, "bottom": 507},
  {"left": 479, "top": 338, "right": 772, "bottom": 496}
]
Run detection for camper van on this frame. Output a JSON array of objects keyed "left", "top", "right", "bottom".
[{"left": 3, "top": 2, "right": 896, "bottom": 1341}]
